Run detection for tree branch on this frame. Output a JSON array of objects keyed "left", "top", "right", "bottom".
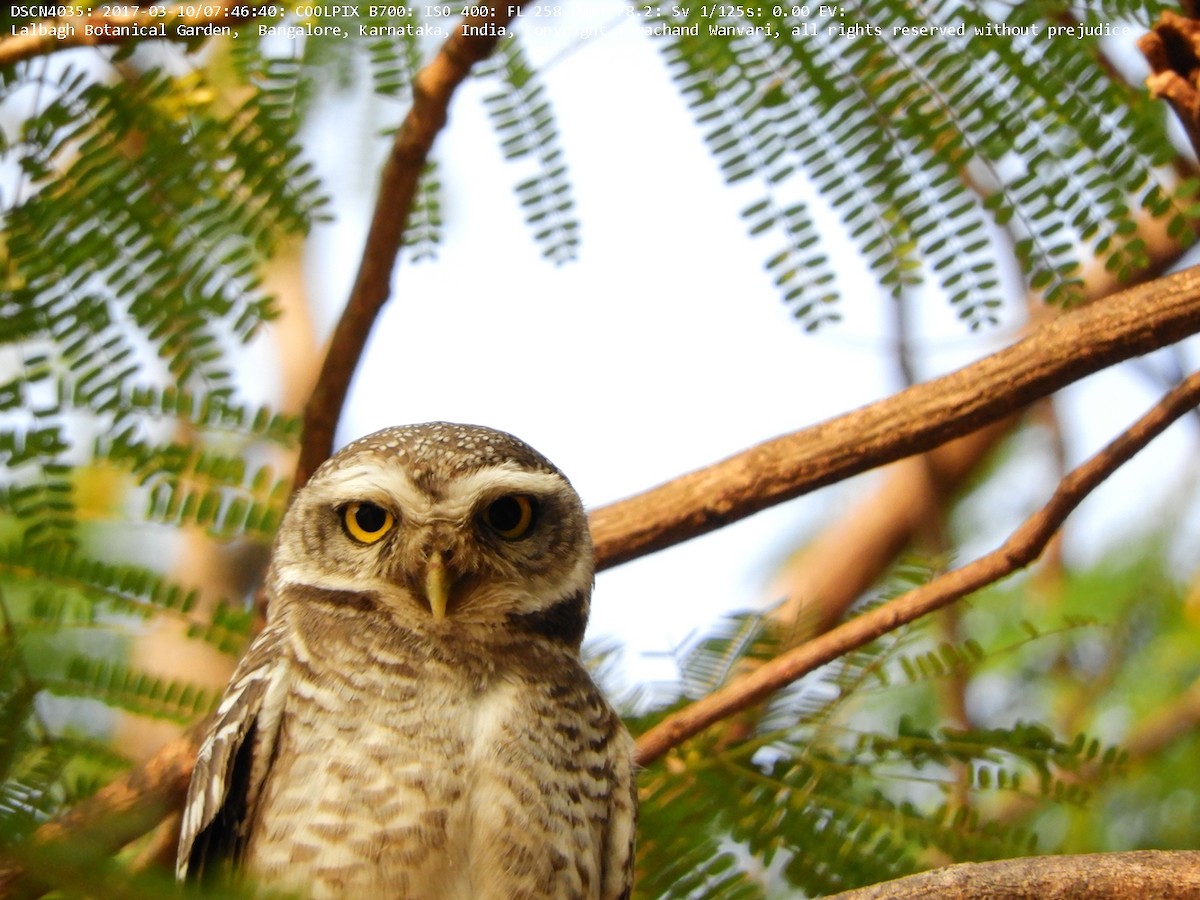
[
  {"left": 592, "top": 265, "right": 1200, "bottom": 571},
  {"left": 293, "top": 8, "right": 525, "bottom": 488},
  {"left": 770, "top": 181, "right": 1198, "bottom": 636},
  {"left": 0, "top": 727, "right": 201, "bottom": 898},
  {"left": 634, "top": 368, "right": 1200, "bottom": 766},
  {"left": 0, "top": 7, "right": 261, "bottom": 67},
  {"left": 826, "top": 851, "right": 1200, "bottom": 899}
]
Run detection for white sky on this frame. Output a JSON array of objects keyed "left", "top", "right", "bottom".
[{"left": 279, "top": 1, "right": 1200, "bottom": 686}]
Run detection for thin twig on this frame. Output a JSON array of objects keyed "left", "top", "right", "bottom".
[
  {"left": 293, "top": 8, "right": 527, "bottom": 487},
  {"left": 634, "top": 369, "right": 1200, "bottom": 766}
]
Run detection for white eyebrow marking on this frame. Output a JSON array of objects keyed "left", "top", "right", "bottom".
[
  {"left": 314, "top": 462, "right": 571, "bottom": 524},
  {"left": 316, "top": 463, "right": 430, "bottom": 515},
  {"left": 440, "top": 466, "right": 572, "bottom": 520}
]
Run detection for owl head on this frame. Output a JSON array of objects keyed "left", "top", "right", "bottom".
[{"left": 267, "top": 423, "right": 594, "bottom": 647}]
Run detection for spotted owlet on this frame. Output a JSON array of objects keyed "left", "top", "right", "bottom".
[{"left": 176, "top": 423, "right": 636, "bottom": 899}]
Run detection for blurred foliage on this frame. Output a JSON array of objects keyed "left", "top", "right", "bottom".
[
  {"left": 478, "top": 36, "right": 580, "bottom": 264},
  {"left": 0, "top": 0, "right": 1198, "bottom": 897},
  {"left": 652, "top": 0, "right": 1197, "bottom": 329},
  {"left": 630, "top": 543, "right": 1199, "bottom": 897}
]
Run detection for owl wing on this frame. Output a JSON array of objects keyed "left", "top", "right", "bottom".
[
  {"left": 176, "top": 620, "right": 290, "bottom": 882},
  {"left": 603, "top": 727, "right": 639, "bottom": 900}
]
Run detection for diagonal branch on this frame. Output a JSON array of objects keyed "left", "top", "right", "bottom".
[
  {"left": 293, "top": 8, "right": 526, "bottom": 488},
  {"left": 634, "top": 368, "right": 1200, "bottom": 766},
  {"left": 592, "top": 265, "right": 1200, "bottom": 571}
]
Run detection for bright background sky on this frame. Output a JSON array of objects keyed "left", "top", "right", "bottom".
[{"left": 259, "top": 1, "right": 1200, "bottom": 688}]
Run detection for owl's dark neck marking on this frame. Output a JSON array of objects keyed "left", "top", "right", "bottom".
[
  {"left": 507, "top": 590, "right": 587, "bottom": 646},
  {"left": 295, "top": 584, "right": 379, "bottom": 613}
]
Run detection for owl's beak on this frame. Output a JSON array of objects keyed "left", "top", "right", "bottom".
[{"left": 424, "top": 551, "right": 449, "bottom": 622}]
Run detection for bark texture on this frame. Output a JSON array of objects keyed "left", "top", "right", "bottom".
[{"left": 828, "top": 851, "right": 1200, "bottom": 899}]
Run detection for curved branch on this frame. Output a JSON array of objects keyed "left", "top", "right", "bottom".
[
  {"left": 293, "top": 8, "right": 525, "bottom": 487},
  {"left": 0, "top": 7, "right": 261, "bottom": 67},
  {"left": 826, "top": 850, "right": 1200, "bottom": 899},
  {"left": 634, "top": 368, "right": 1200, "bottom": 766},
  {"left": 592, "top": 265, "right": 1200, "bottom": 571}
]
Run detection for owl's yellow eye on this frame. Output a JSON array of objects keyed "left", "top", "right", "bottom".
[
  {"left": 342, "top": 502, "right": 394, "bottom": 544},
  {"left": 483, "top": 495, "right": 536, "bottom": 540}
]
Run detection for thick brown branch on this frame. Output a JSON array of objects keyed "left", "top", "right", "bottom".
[
  {"left": 634, "top": 369, "right": 1200, "bottom": 766},
  {"left": 592, "top": 266, "right": 1200, "bottom": 571},
  {"left": 826, "top": 851, "right": 1200, "bottom": 899},
  {"left": 0, "top": 7, "right": 261, "bottom": 67},
  {"left": 293, "top": 9, "right": 524, "bottom": 487}
]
